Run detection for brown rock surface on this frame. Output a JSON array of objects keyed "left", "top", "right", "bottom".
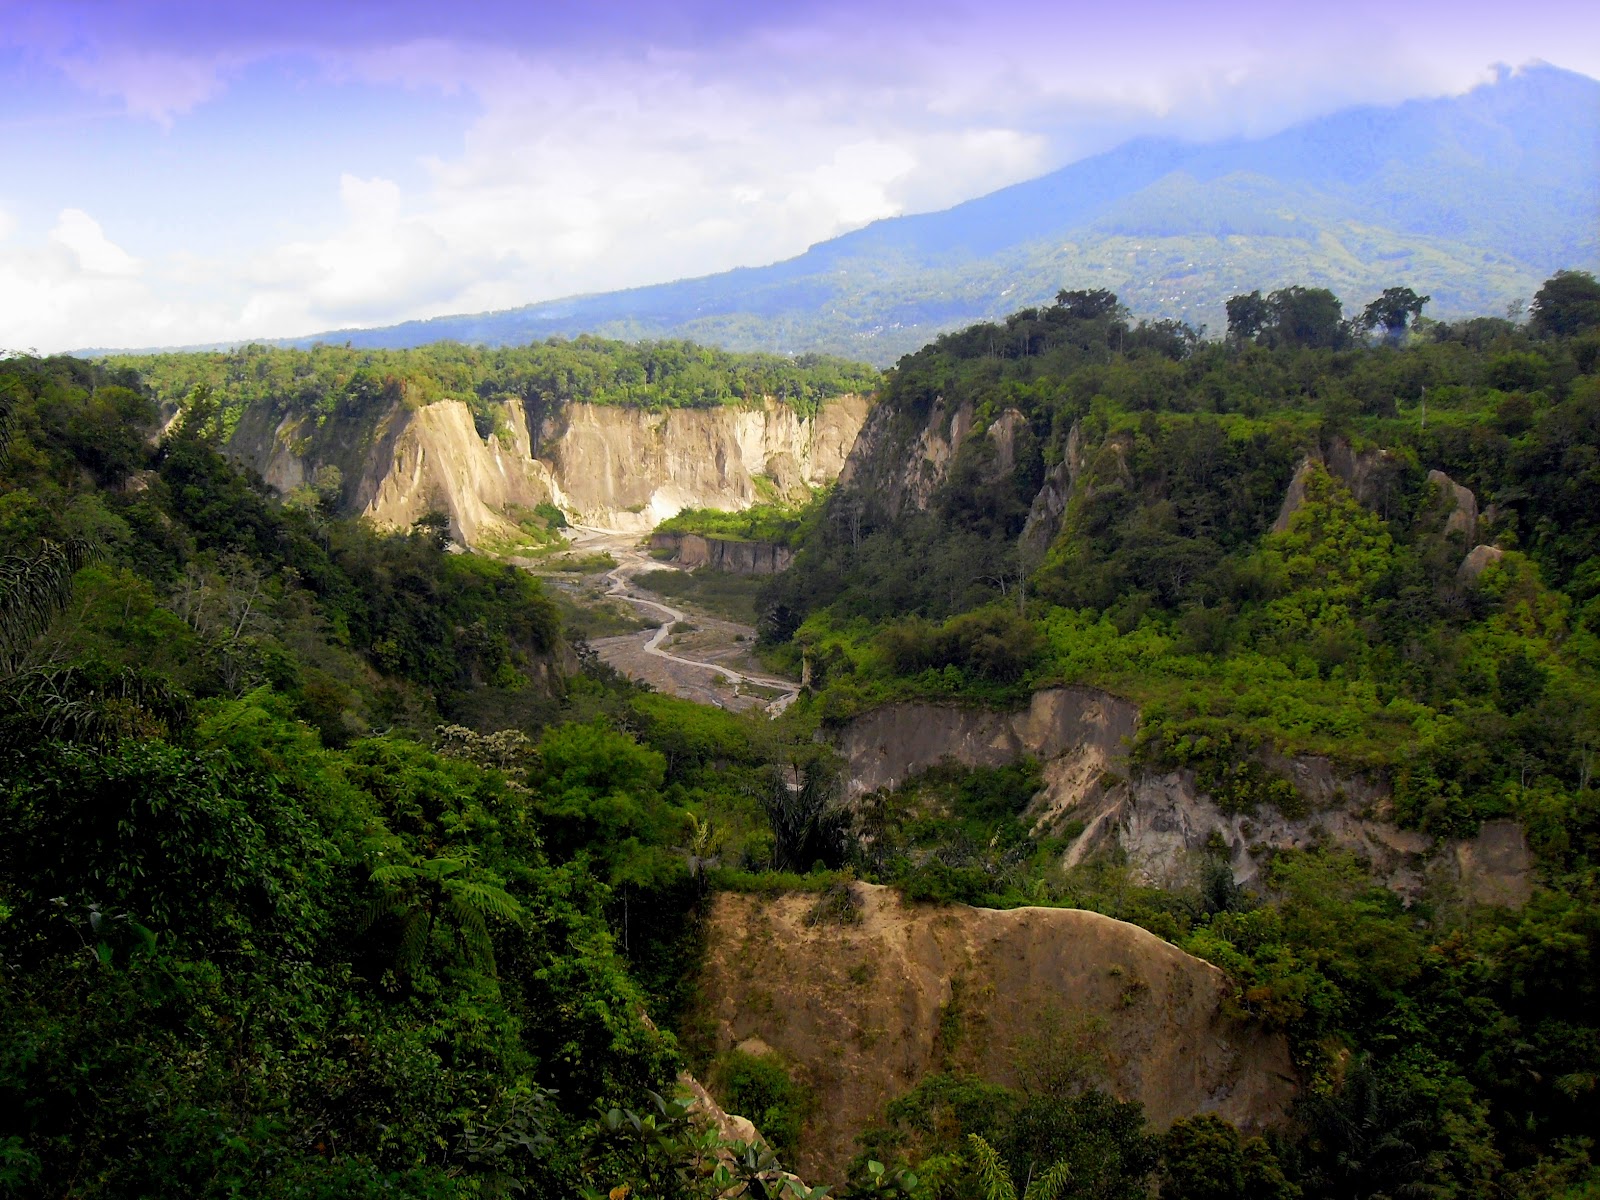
[
  {"left": 695, "top": 884, "right": 1297, "bottom": 1183},
  {"left": 1450, "top": 819, "right": 1535, "bottom": 907},
  {"left": 649, "top": 532, "right": 796, "bottom": 575},
  {"left": 1427, "top": 469, "right": 1479, "bottom": 543}
]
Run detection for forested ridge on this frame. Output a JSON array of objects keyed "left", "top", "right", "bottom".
[
  {"left": 1, "top": 273, "right": 1598, "bottom": 1198},
  {"left": 748, "top": 274, "right": 1600, "bottom": 1196},
  {"left": 102, "top": 337, "right": 879, "bottom": 444}
]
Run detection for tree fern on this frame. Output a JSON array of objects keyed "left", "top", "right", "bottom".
[
  {"left": 364, "top": 850, "right": 524, "bottom": 979},
  {"left": 1023, "top": 1158, "right": 1075, "bottom": 1200}
]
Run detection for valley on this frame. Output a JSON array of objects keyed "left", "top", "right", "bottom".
[
  {"left": 9, "top": 8, "right": 1600, "bottom": 1197},
  {"left": 559, "top": 524, "right": 800, "bottom": 714},
  {"left": 5, "top": 273, "right": 1600, "bottom": 1198}
]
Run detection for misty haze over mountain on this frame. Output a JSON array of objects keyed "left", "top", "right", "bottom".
[{"left": 245, "top": 64, "right": 1599, "bottom": 364}]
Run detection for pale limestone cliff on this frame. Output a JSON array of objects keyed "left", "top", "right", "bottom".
[
  {"left": 230, "top": 393, "right": 870, "bottom": 543},
  {"left": 833, "top": 689, "right": 1534, "bottom": 905},
  {"left": 538, "top": 395, "right": 868, "bottom": 532},
  {"left": 838, "top": 396, "right": 974, "bottom": 518},
  {"left": 696, "top": 883, "right": 1297, "bottom": 1183}
]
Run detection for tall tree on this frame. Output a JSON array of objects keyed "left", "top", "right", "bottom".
[
  {"left": 1360, "top": 287, "right": 1430, "bottom": 341},
  {"left": 1530, "top": 269, "right": 1600, "bottom": 337}
]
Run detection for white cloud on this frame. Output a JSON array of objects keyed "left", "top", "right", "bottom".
[
  {"left": 2, "top": 11, "right": 1585, "bottom": 352},
  {"left": 0, "top": 210, "right": 160, "bottom": 351},
  {"left": 52, "top": 48, "right": 230, "bottom": 125},
  {"left": 49, "top": 210, "right": 143, "bottom": 276}
]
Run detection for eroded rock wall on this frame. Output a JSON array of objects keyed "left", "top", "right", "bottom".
[
  {"left": 833, "top": 689, "right": 1534, "bottom": 905},
  {"left": 229, "top": 393, "right": 870, "bottom": 542},
  {"left": 540, "top": 395, "right": 868, "bottom": 532},
  {"left": 648, "top": 532, "right": 795, "bottom": 575},
  {"left": 695, "top": 883, "right": 1297, "bottom": 1182}
]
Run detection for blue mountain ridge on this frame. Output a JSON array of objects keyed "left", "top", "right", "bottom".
[{"left": 98, "top": 64, "right": 1600, "bottom": 365}]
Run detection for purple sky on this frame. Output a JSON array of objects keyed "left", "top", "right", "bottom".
[{"left": 1, "top": 0, "right": 1595, "bottom": 351}]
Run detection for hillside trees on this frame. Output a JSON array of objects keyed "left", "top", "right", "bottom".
[
  {"left": 1529, "top": 269, "right": 1600, "bottom": 337},
  {"left": 1360, "top": 287, "right": 1430, "bottom": 340}
]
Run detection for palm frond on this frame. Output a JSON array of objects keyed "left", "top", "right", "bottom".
[
  {"left": 966, "top": 1135, "right": 1017, "bottom": 1200},
  {"left": 0, "top": 375, "right": 17, "bottom": 465},
  {"left": 0, "top": 541, "right": 87, "bottom": 676},
  {"left": 1022, "top": 1158, "right": 1074, "bottom": 1200},
  {"left": 0, "top": 663, "right": 189, "bottom": 747}
]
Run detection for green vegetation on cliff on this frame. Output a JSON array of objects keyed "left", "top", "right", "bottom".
[
  {"left": 738, "top": 274, "right": 1600, "bottom": 1196},
  {"left": 102, "top": 335, "right": 879, "bottom": 441},
  {"left": 654, "top": 493, "right": 827, "bottom": 548},
  {"left": 0, "top": 353, "right": 833, "bottom": 1196},
  {"left": 763, "top": 278, "right": 1600, "bottom": 842}
]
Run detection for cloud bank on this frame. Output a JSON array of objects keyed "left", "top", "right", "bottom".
[{"left": 0, "top": 0, "right": 1593, "bottom": 351}]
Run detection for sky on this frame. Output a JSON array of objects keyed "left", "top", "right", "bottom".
[{"left": 0, "top": 0, "right": 1595, "bottom": 353}]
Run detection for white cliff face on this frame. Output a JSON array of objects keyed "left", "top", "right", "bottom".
[
  {"left": 230, "top": 394, "right": 870, "bottom": 543},
  {"left": 537, "top": 395, "right": 867, "bottom": 532}
]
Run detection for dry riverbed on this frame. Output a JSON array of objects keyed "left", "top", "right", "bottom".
[{"left": 532, "top": 527, "right": 799, "bottom": 715}]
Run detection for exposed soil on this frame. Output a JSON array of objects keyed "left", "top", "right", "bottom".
[{"left": 695, "top": 883, "right": 1298, "bottom": 1183}]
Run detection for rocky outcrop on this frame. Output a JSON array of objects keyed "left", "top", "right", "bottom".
[
  {"left": 695, "top": 883, "right": 1297, "bottom": 1182},
  {"left": 540, "top": 396, "right": 868, "bottom": 531},
  {"left": 1273, "top": 439, "right": 1405, "bottom": 532},
  {"left": 1271, "top": 457, "right": 1317, "bottom": 533},
  {"left": 837, "top": 397, "right": 973, "bottom": 518},
  {"left": 1427, "top": 469, "right": 1479, "bottom": 543},
  {"left": 1459, "top": 543, "right": 1505, "bottom": 582},
  {"left": 834, "top": 689, "right": 1535, "bottom": 905},
  {"left": 229, "top": 393, "right": 870, "bottom": 542},
  {"left": 837, "top": 686, "right": 1138, "bottom": 800},
  {"left": 649, "top": 532, "right": 795, "bottom": 575},
  {"left": 1449, "top": 819, "right": 1535, "bottom": 907},
  {"left": 1021, "top": 419, "right": 1089, "bottom": 555},
  {"left": 366, "top": 399, "right": 563, "bottom": 544}
]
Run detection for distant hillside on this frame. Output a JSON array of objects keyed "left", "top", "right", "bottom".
[{"left": 167, "top": 64, "right": 1600, "bottom": 365}]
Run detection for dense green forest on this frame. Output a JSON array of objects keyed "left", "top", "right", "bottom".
[
  {"left": 745, "top": 272, "right": 1600, "bottom": 1197},
  {"left": 3, "top": 272, "right": 1599, "bottom": 1198},
  {"left": 0, "top": 354, "right": 833, "bottom": 1197},
  {"left": 102, "top": 336, "right": 879, "bottom": 443}
]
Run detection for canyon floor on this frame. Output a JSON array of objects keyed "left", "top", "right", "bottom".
[{"left": 548, "top": 527, "right": 799, "bottom": 715}]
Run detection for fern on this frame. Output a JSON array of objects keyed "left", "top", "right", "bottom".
[{"left": 964, "top": 1135, "right": 1075, "bottom": 1200}]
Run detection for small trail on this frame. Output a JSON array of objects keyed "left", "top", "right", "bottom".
[{"left": 572, "top": 525, "right": 799, "bottom": 716}]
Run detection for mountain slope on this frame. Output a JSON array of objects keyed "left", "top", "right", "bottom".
[{"left": 294, "top": 64, "right": 1598, "bottom": 364}]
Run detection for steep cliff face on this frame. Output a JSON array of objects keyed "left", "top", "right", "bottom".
[
  {"left": 228, "top": 393, "right": 870, "bottom": 542},
  {"left": 541, "top": 395, "right": 867, "bottom": 531},
  {"left": 838, "top": 396, "right": 974, "bottom": 517},
  {"left": 648, "top": 532, "right": 795, "bottom": 575},
  {"left": 695, "top": 883, "right": 1297, "bottom": 1182},
  {"left": 833, "top": 689, "right": 1533, "bottom": 906}
]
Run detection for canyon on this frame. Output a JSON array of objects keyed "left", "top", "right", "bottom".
[{"left": 227, "top": 392, "right": 870, "bottom": 542}]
